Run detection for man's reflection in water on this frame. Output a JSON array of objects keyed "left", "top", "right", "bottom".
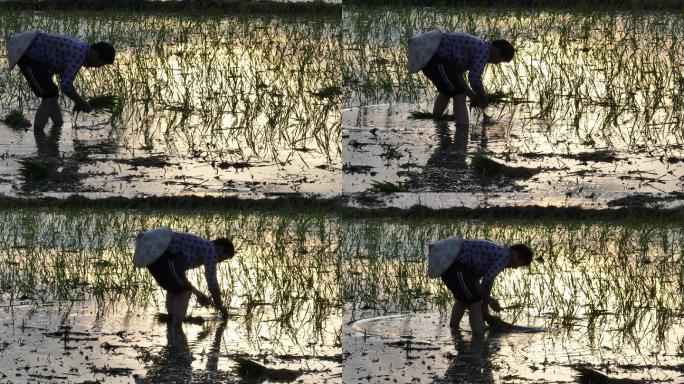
[
  {"left": 407, "top": 121, "right": 470, "bottom": 191},
  {"left": 22, "top": 124, "right": 83, "bottom": 192},
  {"left": 34, "top": 124, "right": 62, "bottom": 160},
  {"left": 441, "top": 329, "right": 495, "bottom": 384},
  {"left": 137, "top": 320, "right": 227, "bottom": 383}
]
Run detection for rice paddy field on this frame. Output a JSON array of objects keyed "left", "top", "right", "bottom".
[
  {"left": 0, "top": 205, "right": 341, "bottom": 383},
  {"left": 340, "top": 213, "right": 684, "bottom": 383},
  {"left": 342, "top": 6, "right": 684, "bottom": 209},
  {"left": 0, "top": 8, "right": 341, "bottom": 198}
]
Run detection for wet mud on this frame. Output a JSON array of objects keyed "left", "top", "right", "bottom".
[{"left": 0, "top": 299, "right": 340, "bottom": 383}]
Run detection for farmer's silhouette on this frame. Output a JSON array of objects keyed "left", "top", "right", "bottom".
[
  {"left": 7, "top": 30, "right": 115, "bottom": 130},
  {"left": 408, "top": 31, "right": 514, "bottom": 126}
]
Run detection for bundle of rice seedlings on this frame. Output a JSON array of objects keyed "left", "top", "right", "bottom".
[
  {"left": 2, "top": 110, "right": 31, "bottom": 129},
  {"left": 87, "top": 94, "right": 120, "bottom": 113},
  {"left": 471, "top": 154, "right": 538, "bottom": 179},
  {"left": 408, "top": 111, "right": 452, "bottom": 121},
  {"left": 17, "top": 159, "right": 54, "bottom": 181},
  {"left": 155, "top": 313, "right": 205, "bottom": 325},
  {"left": 235, "top": 357, "right": 301, "bottom": 382},
  {"left": 17, "top": 159, "right": 77, "bottom": 182},
  {"left": 369, "top": 180, "right": 408, "bottom": 193},
  {"left": 485, "top": 314, "right": 516, "bottom": 332},
  {"left": 574, "top": 366, "right": 641, "bottom": 383}
]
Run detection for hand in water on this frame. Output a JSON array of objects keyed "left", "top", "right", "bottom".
[
  {"left": 196, "top": 292, "right": 211, "bottom": 307},
  {"left": 73, "top": 100, "right": 93, "bottom": 113}
]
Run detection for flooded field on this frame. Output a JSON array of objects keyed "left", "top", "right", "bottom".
[
  {"left": 340, "top": 215, "right": 684, "bottom": 383},
  {"left": 0, "top": 207, "right": 341, "bottom": 382},
  {"left": 342, "top": 8, "right": 684, "bottom": 208},
  {"left": 0, "top": 10, "right": 341, "bottom": 198}
]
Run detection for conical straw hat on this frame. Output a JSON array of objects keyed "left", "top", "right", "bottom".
[
  {"left": 407, "top": 29, "right": 443, "bottom": 73},
  {"left": 427, "top": 236, "right": 464, "bottom": 278},
  {"left": 133, "top": 226, "right": 174, "bottom": 268},
  {"left": 7, "top": 29, "right": 40, "bottom": 71}
]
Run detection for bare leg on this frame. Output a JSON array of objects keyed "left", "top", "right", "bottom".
[
  {"left": 453, "top": 94, "right": 469, "bottom": 126},
  {"left": 166, "top": 315, "right": 189, "bottom": 353},
  {"left": 433, "top": 92, "right": 451, "bottom": 117},
  {"left": 468, "top": 302, "right": 485, "bottom": 334},
  {"left": 165, "top": 291, "right": 176, "bottom": 316},
  {"left": 34, "top": 97, "right": 62, "bottom": 131},
  {"left": 34, "top": 98, "right": 52, "bottom": 131},
  {"left": 449, "top": 301, "right": 466, "bottom": 328},
  {"left": 171, "top": 290, "right": 192, "bottom": 327}
]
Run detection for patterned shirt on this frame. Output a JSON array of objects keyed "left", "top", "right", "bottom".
[
  {"left": 166, "top": 231, "right": 220, "bottom": 293},
  {"left": 24, "top": 33, "right": 89, "bottom": 95},
  {"left": 436, "top": 32, "right": 491, "bottom": 90},
  {"left": 456, "top": 239, "right": 510, "bottom": 292}
]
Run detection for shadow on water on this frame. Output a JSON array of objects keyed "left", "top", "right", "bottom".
[
  {"left": 406, "top": 120, "right": 505, "bottom": 193},
  {"left": 138, "top": 320, "right": 228, "bottom": 383},
  {"left": 18, "top": 125, "right": 85, "bottom": 193},
  {"left": 440, "top": 331, "right": 495, "bottom": 384}
]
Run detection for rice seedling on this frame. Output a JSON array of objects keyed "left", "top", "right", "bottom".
[
  {"left": 1, "top": 110, "right": 31, "bottom": 129},
  {"left": 484, "top": 314, "right": 517, "bottom": 332}
]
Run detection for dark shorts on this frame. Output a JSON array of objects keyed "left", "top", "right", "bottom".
[
  {"left": 17, "top": 55, "right": 59, "bottom": 99},
  {"left": 421, "top": 55, "right": 467, "bottom": 97},
  {"left": 146, "top": 250, "right": 190, "bottom": 293},
  {"left": 440, "top": 261, "right": 482, "bottom": 305}
]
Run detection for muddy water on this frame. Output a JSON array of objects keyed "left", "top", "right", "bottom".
[
  {"left": 0, "top": 298, "right": 341, "bottom": 383},
  {"left": 342, "top": 103, "right": 684, "bottom": 209},
  {"left": 0, "top": 118, "right": 340, "bottom": 197},
  {"left": 343, "top": 311, "right": 683, "bottom": 383}
]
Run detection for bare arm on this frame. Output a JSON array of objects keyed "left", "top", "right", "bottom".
[
  {"left": 60, "top": 51, "right": 92, "bottom": 112},
  {"left": 468, "top": 43, "right": 490, "bottom": 108},
  {"left": 471, "top": 83, "right": 488, "bottom": 108},
  {"left": 204, "top": 261, "right": 229, "bottom": 317}
]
